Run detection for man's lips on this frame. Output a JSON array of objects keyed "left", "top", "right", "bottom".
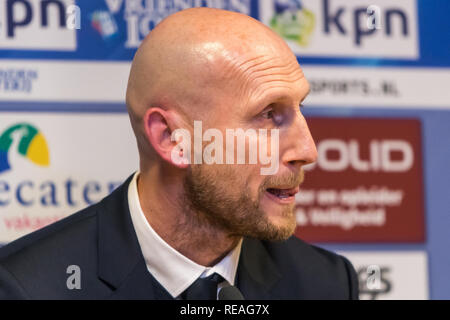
[
  {"left": 266, "top": 186, "right": 300, "bottom": 196},
  {"left": 265, "top": 186, "right": 300, "bottom": 204}
]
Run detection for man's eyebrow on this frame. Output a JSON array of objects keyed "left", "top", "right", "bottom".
[{"left": 249, "top": 84, "right": 311, "bottom": 113}]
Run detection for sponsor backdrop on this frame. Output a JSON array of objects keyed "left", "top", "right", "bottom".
[{"left": 0, "top": 0, "right": 449, "bottom": 299}]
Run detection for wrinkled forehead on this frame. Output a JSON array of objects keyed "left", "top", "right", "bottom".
[{"left": 192, "top": 39, "right": 305, "bottom": 110}]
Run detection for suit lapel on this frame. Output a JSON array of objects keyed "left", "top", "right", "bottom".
[
  {"left": 107, "top": 259, "right": 173, "bottom": 300},
  {"left": 96, "top": 173, "right": 174, "bottom": 300},
  {"left": 236, "top": 238, "right": 282, "bottom": 299}
]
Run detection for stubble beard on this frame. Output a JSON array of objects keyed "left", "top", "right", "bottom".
[{"left": 181, "top": 165, "right": 298, "bottom": 241}]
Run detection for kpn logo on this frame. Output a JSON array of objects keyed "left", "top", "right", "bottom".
[
  {"left": 264, "top": 0, "right": 418, "bottom": 59},
  {"left": 0, "top": 0, "right": 77, "bottom": 50},
  {"left": 0, "top": 123, "right": 49, "bottom": 174}
]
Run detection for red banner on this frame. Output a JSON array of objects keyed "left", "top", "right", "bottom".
[{"left": 295, "top": 118, "right": 425, "bottom": 243}]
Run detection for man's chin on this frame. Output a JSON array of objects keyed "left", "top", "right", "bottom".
[
  {"left": 251, "top": 226, "right": 295, "bottom": 242},
  {"left": 243, "top": 211, "right": 297, "bottom": 241},
  {"left": 261, "top": 196, "right": 296, "bottom": 220},
  {"left": 268, "top": 217, "right": 297, "bottom": 241}
]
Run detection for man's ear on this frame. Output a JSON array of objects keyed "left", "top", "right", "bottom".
[{"left": 143, "top": 108, "right": 190, "bottom": 168}]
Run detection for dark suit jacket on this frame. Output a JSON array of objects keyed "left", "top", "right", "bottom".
[{"left": 0, "top": 174, "right": 359, "bottom": 300}]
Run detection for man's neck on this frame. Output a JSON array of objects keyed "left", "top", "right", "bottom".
[{"left": 137, "top": 170, "right": 241, "bottom": 267}]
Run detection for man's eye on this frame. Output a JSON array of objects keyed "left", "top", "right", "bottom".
[
  {"left": 261, "top": 108, "right": 283, "bottom": 125},
  {"left": 262, "top": 109, "right": 274, "bottom": 119}
]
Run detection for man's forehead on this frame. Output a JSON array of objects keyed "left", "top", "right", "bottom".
[
  {"left": 201, "top": 41, "right": 301, "bottom": 83},
  {"left": 246, "top": 75, "right": 310, "bottom": 110},
  {"left": 228, "top": 54, "right": 306, "bottom": 100},
  {"left": 187, "top": 43, "right": 306, "bottom": 112}
]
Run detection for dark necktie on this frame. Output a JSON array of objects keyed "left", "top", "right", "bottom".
[{"left": 180, "top": 273, "right": 224, "bottom": 300}]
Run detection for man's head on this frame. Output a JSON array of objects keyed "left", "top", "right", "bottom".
[{"left": 126, "top": 8, "right": 317, "bottom": 241}]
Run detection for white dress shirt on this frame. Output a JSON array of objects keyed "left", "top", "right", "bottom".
[{"left": 127, "top": 172, "right": 243, "bottom": 299}]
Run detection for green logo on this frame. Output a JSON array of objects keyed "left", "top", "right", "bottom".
[
  {"left": 0, "top": 123, "right": 50, "bottom": 174},
  {"left": 270, "top": 1, "right": 315, "bottom": 47}
]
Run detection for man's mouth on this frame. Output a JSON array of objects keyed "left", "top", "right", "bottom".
[{"left": 265, "top": 186, "right": 300, "bottom": 203}]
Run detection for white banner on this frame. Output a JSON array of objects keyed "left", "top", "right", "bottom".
[
  {"left": 0, "top": 113, "right": 139, "bottom": 243},
  {"left": 0, "top": 0, "right": 76, "bottom": 51},
  {"left": 260, "top": 0, "right": 419, "bottom": 59},
  {"left": 303, "top": 66, "right": 450, "bottom": 109},
  {"left": 1, "top": 60, "right": 449, "bottom": 109},
  {"left": 0, "top": 60, "right": 131, "bottom": 103},
  {"left": 339, "top": 250, "right": 429, "bottom": 300}
]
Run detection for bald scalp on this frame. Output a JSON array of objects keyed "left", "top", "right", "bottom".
[{"left": 126, "top": 7, "right": 299, "bottom": 164}]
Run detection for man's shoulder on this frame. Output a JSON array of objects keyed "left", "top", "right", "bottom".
[
  {"left": 0, "top": 203, "right": 98, "bottom": 261},
  {"left": 264, "top": 236, "right": 350, "bottom": 266},
  {"left": 0, "top": 174, "right": 137, "bottom": 299},
  {"left": 0, "top": 203, "right": 101, "bottom": 299},
  {"left": 0, "top": 202, "right": 100, "bottom": 278},
  {"left": 0, "top": 174, "right": 132, "bottom": 263},
  {"left": 253, "top": 236, "right": 359, "bottom": 299}
]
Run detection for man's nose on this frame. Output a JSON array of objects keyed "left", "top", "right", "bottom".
[{"left": 282, "top": 113, "right": 318, "bottom": 168}]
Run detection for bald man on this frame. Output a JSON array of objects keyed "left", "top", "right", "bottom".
[{"left": 0, "top": 8, "right": 358, "bottom": 300}]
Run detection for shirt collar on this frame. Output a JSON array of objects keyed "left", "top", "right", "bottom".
[{"left": 128, "top": 171, "right": 242, "bottom": 298}]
